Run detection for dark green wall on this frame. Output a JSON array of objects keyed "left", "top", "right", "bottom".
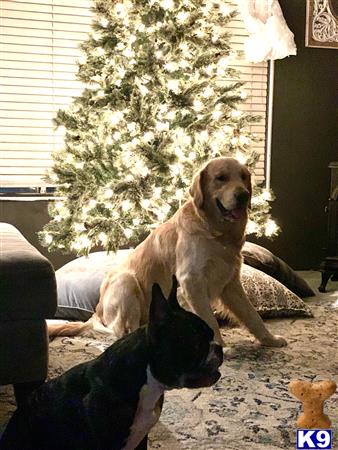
[{"left": 256, "top": 0, "right": 338, "bottom": 269}]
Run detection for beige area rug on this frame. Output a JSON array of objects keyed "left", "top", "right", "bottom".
[{"left": 0, "top": 271, "right": 337, "bottom": 449}]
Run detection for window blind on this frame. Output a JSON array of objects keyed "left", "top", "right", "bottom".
[
  {"left": 0, "top": 0, "right": 268, "bottom": 188},
  {"left": 0, "top": 0, "right": 92, "bottom": 188}
]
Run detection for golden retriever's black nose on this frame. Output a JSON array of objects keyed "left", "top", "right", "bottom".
[{"left": 234, "top": 189, "right": 250, "bottom": 207}]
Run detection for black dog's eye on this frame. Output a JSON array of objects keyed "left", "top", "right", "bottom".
[{"left": 216, "top": 174, "right": 228, "bottom": 182}]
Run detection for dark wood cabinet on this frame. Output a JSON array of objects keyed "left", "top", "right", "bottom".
[{"left": 319, "top": 162, "right": 338, "bottom": 292}]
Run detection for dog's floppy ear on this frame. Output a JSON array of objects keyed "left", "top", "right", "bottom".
[
  {"left": 150, "top": 283, "right": 171, "bottom": 324},
  {"left": 167, "top": 275, "right": 179, "bottom": 310},
  {"left": 189, "top": 166, "right": 205, "bottom": 209}
]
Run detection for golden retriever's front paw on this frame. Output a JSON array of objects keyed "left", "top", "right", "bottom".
[{"left": 261, "top": 335, "right": 287, "bottom": 347}]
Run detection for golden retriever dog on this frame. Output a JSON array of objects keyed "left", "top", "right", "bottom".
[{"left": 49, "top": 157, "right": 286, "bottom": 348}]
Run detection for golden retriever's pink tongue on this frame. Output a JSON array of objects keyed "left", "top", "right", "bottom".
[{"left": 231, "top": 208, "right": 246, "bottom": 219}]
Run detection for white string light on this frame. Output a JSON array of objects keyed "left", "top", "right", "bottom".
[{"left": 265, "top": 219, "right": 278, "bottom": 237}]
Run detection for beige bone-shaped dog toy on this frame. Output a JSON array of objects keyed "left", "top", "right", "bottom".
[{"left": 289, "top": 379, "right": 337, "bottom": 429}]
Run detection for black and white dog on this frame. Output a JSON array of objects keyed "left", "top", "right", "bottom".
[{"left": 0, "top": 276, "right": 223, "bottom": 450}]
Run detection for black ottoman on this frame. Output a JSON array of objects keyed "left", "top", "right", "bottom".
[{"left": 0, "top": 223, "right": 57, "bottom": 405}]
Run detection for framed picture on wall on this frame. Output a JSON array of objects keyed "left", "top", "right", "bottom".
[{"left": 306, "top": 0, "right": 338, "bottom": 49}]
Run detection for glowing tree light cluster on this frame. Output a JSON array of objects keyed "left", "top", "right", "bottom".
[{"left": 40, "top": 0, "right": 278, "bottom": 255}]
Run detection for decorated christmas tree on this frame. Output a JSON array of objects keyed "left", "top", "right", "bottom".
[{"left": 40, "top": 0, "right": 278, "bottom": 256}]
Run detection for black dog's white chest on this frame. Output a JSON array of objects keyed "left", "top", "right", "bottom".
[{"left": 122, "top": 367, "right": 164, "bottom": 450}]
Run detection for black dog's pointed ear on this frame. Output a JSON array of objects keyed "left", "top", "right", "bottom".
[
  {"left": 150, "top": 283, "right": 170, "bottom": 324},
  {"left": 167, "top": 275, "right": 180, "bottom": 309}
]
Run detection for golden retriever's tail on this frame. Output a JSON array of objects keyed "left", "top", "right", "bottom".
[
  {"left": 46, "top": 319, "right": 93, "bottom": 337},
  {"left": 46, "top": 314, "right": 116, "bottom": 337}
]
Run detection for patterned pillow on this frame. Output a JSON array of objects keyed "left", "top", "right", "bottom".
[
  {"left": 241, "top": 265, "right": 313, "bottom": 319},
  {"left": 242, "top": 242, "right": 315, "bottom": 298}
]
